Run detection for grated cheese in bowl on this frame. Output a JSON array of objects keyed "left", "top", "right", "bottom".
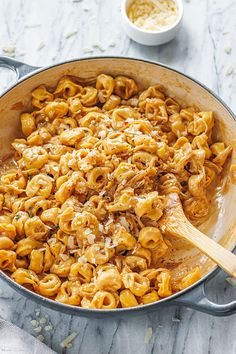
[{"left": 127, "top": 0, "right": 179, "bottom": 32}]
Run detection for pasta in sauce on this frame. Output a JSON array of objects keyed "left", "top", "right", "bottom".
[{"left": 0, "top": 74, "right": 232, "bottom": 309}]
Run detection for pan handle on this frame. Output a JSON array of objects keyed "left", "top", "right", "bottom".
[
  {"left": 0, "top": 56, "right": 39, "bottom": 80},
  {"left": 173, "top": 277, "right": 236, "bottom": 316}
]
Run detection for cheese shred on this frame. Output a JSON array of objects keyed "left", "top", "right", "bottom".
[{"left": 60, "top": 332, "right": 78, "bottom": 349}]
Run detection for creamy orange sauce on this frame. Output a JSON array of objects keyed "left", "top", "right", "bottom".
[{"left": 230, "top": 164, "right": 236, "bottom": 184}]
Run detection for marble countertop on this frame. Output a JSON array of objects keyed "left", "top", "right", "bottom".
[{"left": 0, "top": 0, "right": 235, "bottom": 353}]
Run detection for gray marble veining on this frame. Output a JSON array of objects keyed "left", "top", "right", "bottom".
[{"left": 0, "top": 0, "right": 235, "bottom": 353}]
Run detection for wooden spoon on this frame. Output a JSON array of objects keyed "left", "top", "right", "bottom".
[{"left": 159, "top": 192, "right": 236, "bottom": 278}]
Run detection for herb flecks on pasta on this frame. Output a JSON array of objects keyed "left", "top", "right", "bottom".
[{"left": 0, "top": 74, "right": 232, "bottom": 309}]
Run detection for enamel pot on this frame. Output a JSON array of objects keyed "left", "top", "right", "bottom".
[{"left": 0, "top": 56, "right": 235, "bottom": 318}]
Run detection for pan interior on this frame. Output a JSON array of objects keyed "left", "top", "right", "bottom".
[{"left": 0, "top": 57, "right": 235, "bottom": 287}]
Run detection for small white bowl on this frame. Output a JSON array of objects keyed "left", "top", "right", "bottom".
[{"left": 121, "top": 0, "right": 184, "bottom": 46}]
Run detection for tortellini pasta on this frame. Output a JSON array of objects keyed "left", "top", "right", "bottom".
[{"left": 0, "top": 73, "right": 232, "bottom": 309}]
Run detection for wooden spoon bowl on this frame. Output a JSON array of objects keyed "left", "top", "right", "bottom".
[{"left": 159, "top": 192, "right": 236, "bottom": 278}]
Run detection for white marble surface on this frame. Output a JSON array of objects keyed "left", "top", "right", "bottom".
[{"left": 0, "top": 0, "right": 235, "bottom": 353}]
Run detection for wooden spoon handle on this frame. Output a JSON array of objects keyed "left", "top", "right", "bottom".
[{"left": 167, "top": 220, "right": 236, "bottom": 278}]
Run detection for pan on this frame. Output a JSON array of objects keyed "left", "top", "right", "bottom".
[{"left": 0, "top": 56, "right": 235, "bottom": 318}]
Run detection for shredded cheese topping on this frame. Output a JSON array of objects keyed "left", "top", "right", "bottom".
[{"left": 127, "top": 0, "right": 179, "bottom": 31}]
